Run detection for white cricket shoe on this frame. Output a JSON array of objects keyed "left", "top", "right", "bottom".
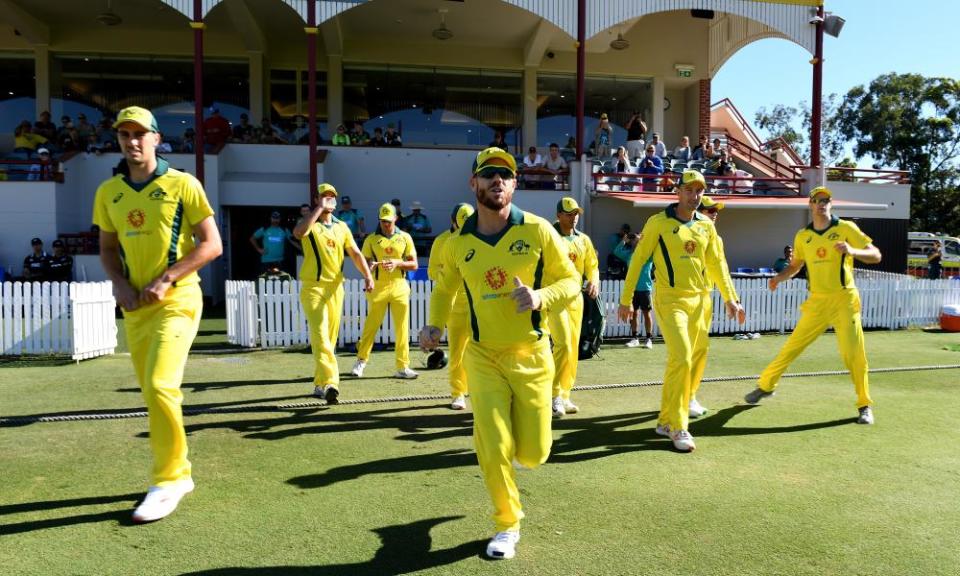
[
  {"left": 394, "top": 367, "right": 419, "bottom": 379},
  {"left": 350, "top": 359, "right": 367, "bottom": 377},
  {"left": 563, "top": 398, "right": 579, "bottom": 414},
  {"left": 625, "top": 338, "right": 641, "bottom": 348},
  {"left": 670, "top": 429, "right": 696, "bottom": 452},
  {"left": 132, "top": 478, "right": 194, "bottom": 523},
  {"left": 450, "top": 395, "right": 467, "bottom": 411},
  {"left": 654, "top": 423, "right": 671, "bottom": 437},
  {"left": 857, "top": 406, "right": 874, "bottom": 425},
  {"left": 643, "top": 338, "right": 653, "bottom": 349},
  {"left": 689, "top": 397, "right": 708, "bottom": 418},
  {"left": 552, "top": 396, "right": 565, "bottom": 419},
  {"left": 486, "top": 531, "right": 520, "bottom": 559}
]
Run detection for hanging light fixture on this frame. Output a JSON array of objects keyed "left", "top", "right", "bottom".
[
  {"left": 96, "top": 0, "right": 122, "bottom": 26},
  {"left": 432, "top": 9, "right": 454, "bottom": 41},
  {"left": 610, "top": 28, "right": 629, "bottom": 50}
]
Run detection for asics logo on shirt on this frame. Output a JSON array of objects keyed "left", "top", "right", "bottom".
[
  {"left": 465, "top": 249, "right": 476, "bottom": 262},
  {"left": 112, "top": 192, "right": 124, "bottom": 204}
]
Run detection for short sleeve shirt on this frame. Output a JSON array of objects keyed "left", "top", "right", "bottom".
[
  {"left": 362, "top": 229, "right": 417, "bottom": 283},
  {"left": 793, "top": 217, "right": 872, "bottom": 294},
  {"left": 299, "top": 218, "right": 356, "bottom": 283},
  {"left": 254, "top": 226, "right": 290, "bottom": 263}
]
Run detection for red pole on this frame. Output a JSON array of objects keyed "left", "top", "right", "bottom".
[
  {"left": 575, "top": 0, "right": 585, "bottom": 158},
  {"left": 307, "top": 0, "right": 318, "bottom": 196},
  {"left": 810, "top": 4, "right": 824, "bottom": 168},
  {"left": 192, "top": 0, "right": 205, "bottom": 184}
]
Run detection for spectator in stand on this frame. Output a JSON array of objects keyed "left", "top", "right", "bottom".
[
  {"left": 34, "top": 111, "right": 57, "bottom": 142},
  {"left": 232, "top": 113, "right": 255, "bottom": 143},
  {"left": 14, "top": 120, "right": 48, "bottom": 155},
  {"left": 390, "top": 198, "right": 407, "bottom": 230},
  {"left": 202, "top": 107, "right": 231, "bottom": 152},
  {"left": 650, "top": 133, "right": 667, "bottom": 158},
  {"left": 673, "top": 136, "right": 692, "bottom": 162},
  {"left": 489, "top": 130, "right": 508, "bottom": 151},
  {"left": 614, "top": 146, "right": 631, "bottom": 173},
  {"left": 706, "top": 149, "right": 728, "bottom": 173},
  {"left": 180, "top": 128, "right": 196, "bottom": 153},
  {"left": 76, "top": 113, "right": 95, "bottom": 149},
  {"left": 336, "top": 195, "right": 366, "bottom": 242},
  {"left": 563, "top": 136, "right": 577, "bottom": 155},
  {"left": 286, "top": 115, "right": 311, "bottom": 145},
  {"left": 773, "top": 245, "right": 793, "bottom": 273},
  {"left": 23, "top": 237, "right": 49, "bottom": 281},
  {"left": 928, "top": 241, "right": 943, "bottom": 280},
  {"left": 256, "top": 118, "right": 284, "bottom": 144},
  {"left": 712, "top": 137, "right": 723, "bottom": 154},
  {"left": 331, "top": 124, "right": 351, "bottom": 146},
  {"left": 92, "top": 118, "right": 116, "bottom": 153},
  {"left": 638, "top": 144, "right": 664, "bottom": 191},
  {"left": 406, "top": 201, "right": 433, "bottom": 251},
  {"left": 48, "top": 239, "right": 74, "bottom": 282},
  {"left": 28, "top": 148, "right": 54, "bottom": 181},
  {"left": 249, "top": 211, "right": 293, "bottom": 274},
  {"left": 370, "top": 127, "right": 386, "bottom": 147},
  {"left": 624, "top": 111, "right": 647, "bottom": 160},
  {"left": 691, "top": 135, "right": 708, "bottom": 161},
  {"left": 350, "top": 121, "right": 371, "bottom": 146},
  {"left": 521, "top": 146, "right": 543, "bottom": 188},
  {"left": 57, "top": 115, "right": 80, "bottom": 151},
  {"left": 384, "top": 123, "right": 402, "bottom": 147},
  {"left": 594, "top": 113, "right": 613, "bottom": 160},
  {"left": 544, "top": 142, "right": 568, "bottom": 181}
]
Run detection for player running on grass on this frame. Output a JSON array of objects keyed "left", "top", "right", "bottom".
[
  {"left": 419, "top": 148, "right": 579, "bottom": 560},
  {"left": 743, "top": 186, "right": 881, "bottom": 424}
]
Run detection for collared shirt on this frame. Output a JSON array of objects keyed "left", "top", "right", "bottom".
[
  {"left": 253, "top": 225, "right": 290, "bottom": 263},
  {"left": 93, "top": 158, "right": 214, "bottom": 292},
  {"left": 793, "top": 216, "right": 872, "bottom": 294},
  {"left": 362, "top": 228, "right": 416, "bottom": 284},
  {"left": 299, "top": 217, "right": 356, "bottom": 283},
  {"left": 553, "top": 223, "right": 600, "bottom": 287},
  {"left": 48, "top": 254, "right": 74, "bottom": 282},
  {"left": 620, "top": 203, "right": 738, "bottom": 306},
  {"left": 430, "top": 205, "right": 580, "bottom": 345},
  {"left": 336, "top": 208, "right": 364, "bottom": 236},
  {"left": 23, "top": 252, "right": 49, "bottom": 279},
  {"left": 428, "top": 228, "right": 468, "bottom": 314}
]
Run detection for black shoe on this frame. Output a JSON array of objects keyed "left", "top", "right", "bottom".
[{"left": 324, "top": 386, "right": 340, "bottom": 405}]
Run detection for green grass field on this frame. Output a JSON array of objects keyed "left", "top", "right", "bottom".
[{"left": 2, "top": 325, "right": 959, "bottom": 576}]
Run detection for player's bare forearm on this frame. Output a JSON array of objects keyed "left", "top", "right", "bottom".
[
  {"left": 853, "top": 245, "right": 882, "bottom": 265},
  {"left": 160, "top": 218, "right": 223, "bottom": 285}
]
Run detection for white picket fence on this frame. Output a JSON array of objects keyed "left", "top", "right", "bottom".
[
  {"left": 224, "top": 273, "right": 960, "bottom": 349},
  {"left": 0, "top": 281, "right": 117, "bottom": 359}
]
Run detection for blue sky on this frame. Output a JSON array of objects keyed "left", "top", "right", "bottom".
[{"left": 712, "top": 0, "right": 960, "bottom": 163}]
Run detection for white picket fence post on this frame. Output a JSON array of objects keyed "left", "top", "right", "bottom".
[
  {"left": 224, "top": 273, "right": 960, "bottom": 349},
  {"left": 69, "top": 281, "right": 118, "bottom": 360}
]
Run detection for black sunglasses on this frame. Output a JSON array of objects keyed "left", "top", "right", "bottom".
[
  {"left": 476, "top": 167, "right": 515, "bottom": 180},
  {"left": 702, "top": 207, "right": 719, "bottom": 214},
  {"left": 810, "top": 197, "right": 831, "bottom": 205}
]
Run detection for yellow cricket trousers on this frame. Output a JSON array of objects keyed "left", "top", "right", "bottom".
[
  {"left": 300, "top": 280, "right": 344, "bottom": 389},
  {"left": 653, "top": 290, "right": 711, "bottom": 432},
  {"left": 356, "top": 279, "right": 410, "bottom": 370},
  {"left": 123, "top": 283, "right": 202, "bottom": 487},
  {"left": 548, "top": 294, "right": 584, "bottom": 400},
  {"left": 758, "top": 289, "right": 872, "bottom": 407},
  {"left": 466, "top": 338, "right": 554, "bottom": 532},
  {"left": 446, "top": 296, "right": 470, "bottom": 397},
  {"left": 689, "top": 296, "right": 714, "bottom": 399}
]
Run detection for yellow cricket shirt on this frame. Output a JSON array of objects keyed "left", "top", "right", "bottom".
[
  {"left": 362, "top": 228, "right": 417, "bottom": 283},
  {"left": 92, "top": 158, "right": 214, "bottom": 292},
  {"left": 299, "top": 217, "right": 357, "bottom": 283},
  {"left": 793, "top": 216, "right": 872, "bottom": 294},
  {"left": 620, "top": 203, "right": 738, "bottom": 306},
  {"left": 554, "top": 223, "right": 600, "bottom": 287},
  {"left": 430, "top": 205, "right": 580, "bottom": 345},
  {"left": 429, "top": 228, "right": 468, "bottom": 314}
]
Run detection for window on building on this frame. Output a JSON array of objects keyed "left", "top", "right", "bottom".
[
  {"left": 0, "top": 55, "right": 36, "bottom": 130},
  {"left": 343, "top": 65, "right": 521, "bottom": 149}
]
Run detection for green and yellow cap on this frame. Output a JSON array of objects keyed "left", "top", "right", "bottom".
[
  {"left": 556, "top": 196, "right": 584, "bottom": 215},
  {"left": 378, "top": 202, "right": 398, "bottom": 221},
  {"left": 808, "top": 186, "right": 832, "bottom": 199},
  {"left": 317, "top": 183, "right": 338, "bottom": 197},
  {"left": 680, "top": 169, "right": 707, "bottom": 189},
  {"left": 112, "top": 106, "right": 159, "bottom": 132},
  {"left": 474, "top": 147, "right": 517, "bottom": 175},
  {"left": 699, "top": 196, "right": 725, "bottom": 210}
]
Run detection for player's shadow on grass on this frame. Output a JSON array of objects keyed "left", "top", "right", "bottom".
[
  {"left": 288, "top": 448, "right": 477, "bottom": 489},
  {"left": 689, "top": 404, "right": 856, "bottom": 436},
  {"left": 0, "top": 492, "right": 139, "bottom": 535},
  {"left": 179, "top": 515, "right": 486, "bottom": 576},
  {"left": 550, "top": 411, "right": 663, "bottom": 462}
]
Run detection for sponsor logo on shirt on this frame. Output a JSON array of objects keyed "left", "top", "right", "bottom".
[
  {"left": 508, "top": 239, "right": 531, "bottom": 256},
  {"left": 569, "top": 252, "right": 578, "bottom": 263},
  {"left": 484, "top": 266, "right": 508, "bottom": 290},
  {"left": 684, "top": 240, "right": 697, "bottom": 254},
  {"left": 385, "top": 246, "right": 394, "bottom": 255},
  {"left": 816, "top": 247, "right": 828, "bottom": 259},
  {"left": 326, "top": 238, "right": 335, "bottom": 248},
  {"left": 127, "top": 209, "right": 146, "bottom": 229}
]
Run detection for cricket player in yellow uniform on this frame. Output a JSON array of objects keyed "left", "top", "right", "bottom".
[
  {"left": 352, "top": 203, "right": 419, "bottom": 379},
  {"left": 548, "top": 197, "right": 599, "bottom": 418},
  {"left": 744, "top": 186, "right": 881, "bottom": 425},
  {"left": 428, "top": 202, "right": 476, "bottom": 410},
  {"left": 420, "top": 148, "right": 579, "bottom": 560},
  {"left": 293, "top": 183, "right": 374, "bottom": 404},
  {"left": 93, "top": 106, "right": 222, "bottom": 523},
  {"left": 618, "top": 171, "right": 745, "bottom": 452}
]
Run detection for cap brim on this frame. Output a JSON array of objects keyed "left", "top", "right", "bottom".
[{"left": 112, "top": 119, "right": 155, "bottom": 132}]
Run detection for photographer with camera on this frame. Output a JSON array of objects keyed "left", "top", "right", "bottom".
[
  {"left": 638, "top": 144, "right": 664, "bottom": 191},
  {"left": 625, "top": 111, "right": 647, "bottom": 161}
]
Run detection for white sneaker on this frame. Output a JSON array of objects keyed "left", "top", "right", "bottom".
[
  {"left": 450, "top": 395, "right": 467, "bottom": 411},
  {"left": 552, "top": 396, "right": 565, "bottom": 419},
  {"left": 132, "top": 478, "right": 195, "bottom": 523},
  {"left": 654, "top": 423, "right": 671, "bottom": 437},
  {"left": 350, "top": 359, "right": 366, "bottom": 377},
  {"left": 563, "top": 398, "right": 579, "bottom": 414},
  {"left": 748, "top": 332, "right": 761, "bottom": 339},
  {"left": 394, "top": 367, "right": 419, "bottom": 379},
  {"left": 733, "top": 333, "right": 749, "bottom": 340},
  {"left": 486, "top": 531, "right": 520, "bottom": 559},
  {"left": 857, "top": 406, "right": 874, "bottom": 425},
  {"left": 643, "top": 338, "right": 653, "bottom": 349},
  {"left": 625, "top": 338, "right": 641, "bottom": 348},
  {"left": 689, "top": 397, "right": 708, "bottom": 418},
  {"left": 670, "top": 429, "right": 696, "bottom": 452}
]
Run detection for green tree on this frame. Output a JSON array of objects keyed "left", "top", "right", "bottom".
[
  {"left": 755, "top": 94, "right": 846, "bottom": 166},
  {"left": 836, "top": 73, "right": 960, "bottom": 233}
]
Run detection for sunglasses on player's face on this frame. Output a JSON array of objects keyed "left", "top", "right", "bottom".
[
  {"left": 702, "top": 207, "right": 719, "bottom": 214},
  {"left": 476, "top": 167, "right": 515, "bottom": 180},
  {"left": 810, "top": 197, "right": 831, "bottom": 206}
]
